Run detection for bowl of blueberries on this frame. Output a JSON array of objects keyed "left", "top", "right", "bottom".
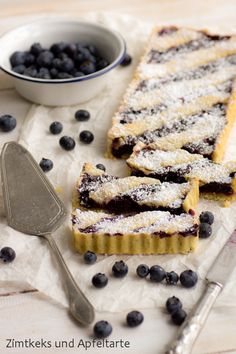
[{"left": 0, "top": 20, "right": 126, "bottom": 106}]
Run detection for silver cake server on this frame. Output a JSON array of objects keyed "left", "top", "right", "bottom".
[
  {"left": 166, "top": 231, "right": 236, "bottom": 354},
  {"left": 1, "top": 141, "right": 94, "bottom": 325}
]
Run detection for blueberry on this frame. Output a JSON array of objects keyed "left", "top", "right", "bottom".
[
  {"left": 72, "top": 71, "right": 84, "bottom": 77},
  {"left": 77, "top": 44, "right": 86, "bottom": 52},
  {"left": 52, "top": 58, "right": 62, "bottom": 70},
  {"left": 171, "top": 308, "right": 187, "bottom": 326},
  {"left": 0, "top": 115, "right": 17, "bottom": 132},
  {"left": 199, "top": 211, "right": 214, "bottom": 225},
  {"left": 180, "top": 270, "right": 198, "bottom": 288},
  {"left": 120, "top": 53, "right": 132, "bottom": 67},
  {"left": 96, "top": 58, "right": 109, "bottom": 70},
  {"left": 92, "top": 273, "right": 108, "bottom": 288},
  {"left": 199, "top": 223, "right": 212, "bottom": 239},
  {"left": 79, "top": 60, "right": 96, "bottom": 75},
  {"left": 57, "top": 72, "right": 73, "bottom": 79},
  {"left": 65, "top": 43, "right": 77, "bottom": 58},
  {"left": 93, "top": 320, "right": 112, "bottom": 338},
  {"left": 75, "top": 48, "right": 94, "bottom": 64},
  {"left": 37, "top": 51, "right": 54, "bottom": 67},
  {"left": 23, "top": 66, "right": 38, "bottom": 78},
  {"left": 96, "top": 163, "right": 106, "bottom": 172},
  {"left": 79, "top": 130, "right": 94, "bottom": 144},
  {"left": 136, "top": 264, "right": 149, "bottom": 278},
  {"left": 50, "top": 42, "right": 67, "bottom": 55},
  {"left": 0, "top": 247, "right": 16, "bottom": 263},
  {"left": 166, "top": 271, "right": 179, "bottom": 285},
  {"left": 12, "top": 65, "right": 26, "bottom": 74},
  {"left": 57, "top": 52, "right": 69, "bottom": 60},
  {"left": 30, "top": 43, "right": 44, "bottom": 56},
  {"left": 38, "top": 67, "right": 51, "bottom": 79},
  {"left": 59, "top": 136, "right": 76, "bottom": 151},
  {"left": 112, "top": 260, "right": 128, "bottom": 278},
  {"left": 39, "top": 158, "right": 53, "bottom": 172},
  {"left": 50, "top": 121, "right": 63, "bottom": 135},
  {"left": 24, "top": 52, "right": 35, "bottom": 66},
  {"left": 10, "top": 51, "right": 26, "bottom": 67},
  {"left": 86, "top": 45, "right": 98, "bottom": 56},
  {"left": 75, "top": 109, "right": 90, "bottom": 121},
  {"left": 83, "top": 250, "right": 97, "bottom": 264},
  {"left": 166, "top": 296, "right": 182, "bottom": 314},
  {"left": 126, "top": 311, "right": 144, "bottom": 327},
  {"left": 60, "top": 58, "right": 74, "bottom": 72},
  {"left": 50, "top": 68, "right": 58, "bottom": 78},
  {"left": 149, "top": 265, "right": 166, "bottom": 282}
]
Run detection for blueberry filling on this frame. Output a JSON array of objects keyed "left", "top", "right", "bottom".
[
  {"left": 113, "top": 103, "right": 227, "bottom": 158},
  {"left": 78, "top": 172, "right": 190, "bottom": 214},
  {"left": 131, "top": 166, "right": 234, "bottom": 196},
  {"left": 158, "top": 26, "right": 178, "bottom": 36}
]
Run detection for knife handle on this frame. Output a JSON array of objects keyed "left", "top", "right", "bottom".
[
  {"left": 45, "top": 234, "right": 95, "bottom": 326},
  {"left": 165, "top": 282, "right": 222, "bottom": 354}
]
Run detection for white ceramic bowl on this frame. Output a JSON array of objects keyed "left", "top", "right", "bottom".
[{"left": 0, "top": 20, "right": 126, "bottom": 106}]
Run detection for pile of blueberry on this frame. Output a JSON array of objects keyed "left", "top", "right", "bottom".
[
  {"left": 136, "top": 264, "right": 198, "bottom": 288},
  {"left": 166, "top": 296, "right": 187, "bottom": 325},
  {"left": 10, "top": 42, "right": 110, "bottom": 79},
  {"left": 0, "top": 246, "right": 16, "bottom": 263},
  {"left": 199, "top": 211, "right": 214, "bottom": 238}
]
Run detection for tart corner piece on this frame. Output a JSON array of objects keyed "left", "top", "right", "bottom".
[{"left": 72, "top": 209, "right": 199, "bottom": 255}]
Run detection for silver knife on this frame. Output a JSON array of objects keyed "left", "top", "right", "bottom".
[
  {"left": 166, "top": 231, "right": 236, "bottom": 354},
  {"left": 1, "top": 141, "right": 95, "bottom": 325}
]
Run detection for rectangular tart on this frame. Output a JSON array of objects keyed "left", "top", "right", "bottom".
[
  {"left": 72, "top": 209, "right": 198, "bottom": 254},
  {"left": 126, "top": 142, "right": 236, "bottom": 204},
  {"left": 74, "top": 163, "right": 199, "bottom": 214},
  {"left": 107, "top": 26, "right": 236, "bottom": 161}
]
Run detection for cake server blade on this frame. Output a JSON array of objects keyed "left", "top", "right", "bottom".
[
  {"left": 166, "top": 231, "right": 236, "bottom": 354},
  {"left": 1, "top": 141, "right": 94, "bottom": 325}
]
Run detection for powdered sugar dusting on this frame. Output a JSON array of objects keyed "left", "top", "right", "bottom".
[
  {"left": 108, "top": 26, "right": 236, "bottom": 159},
  {"left": 74, "top": 209, "right": 196, "bottom": 235},
  {"left": 79, "top": 166, "right": 191, "bottom": 209},
  {"left": 127, "top": 147, "right": 235, "bottom": 184}
]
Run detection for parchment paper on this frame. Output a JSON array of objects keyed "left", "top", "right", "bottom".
[{"left": 1, "top": 12, "right": 236, "bottom": 314}]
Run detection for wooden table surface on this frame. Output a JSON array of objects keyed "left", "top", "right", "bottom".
[
  {"left": 1, "top": 1, "right": 236, "bottom": 353},
  {"left": 0, "top": 0, "right": 235, "bottom": 25}
]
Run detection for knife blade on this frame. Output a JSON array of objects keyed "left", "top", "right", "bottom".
[
  {"left": 166, "top": 231, "right": 236, "bottom": 354},
  {"left": 206, "top": 231, "right": 236, "bottom": 285}
]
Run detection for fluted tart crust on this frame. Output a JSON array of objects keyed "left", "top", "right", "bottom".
[{"left": 72, "top": 209, "right": 198, "bottom": 254}]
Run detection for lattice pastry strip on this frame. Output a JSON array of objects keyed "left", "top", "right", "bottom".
[
  {"left": 75, "top": 163, "right": 199, "bottom": 214},
  {"left": 127, "top": 142, "right": 236, "bottom": 204}
]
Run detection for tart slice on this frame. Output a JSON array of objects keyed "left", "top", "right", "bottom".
[
  {"left": 107, "top": 26, "right": 236, "bottom": 161},
  {"left": 72, "top": 209, "right": 198, "bottom": 254},
  {"left": 127, "top": 142, "right": 236, "bottom": 204},
  {"left": 75, "top": 163, "right": 199, "bottom": 214}
]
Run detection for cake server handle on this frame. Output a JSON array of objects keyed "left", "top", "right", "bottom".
[
  {"left": 44, "top": 233, "right": 95, "bottom": 325},
  {"left": 165, "top": 282, "right": 222, "bottom": 354}
]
